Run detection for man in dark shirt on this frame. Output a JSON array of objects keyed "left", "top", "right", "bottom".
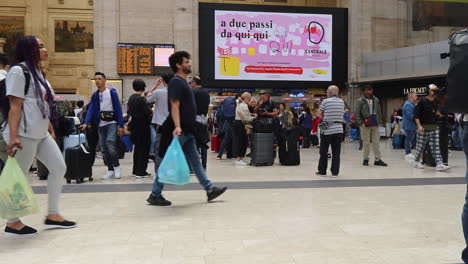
[
  {"left": 254, "top": 90, "right": 279, "bottom": 118},
  {"left": 190, "top": 75, "right": 210, "bottom": 170},
  {"left": 410, "top": 84, "right": 450, "bottom": 171},
  {"left": 147, "top": 51, "right": 227, "bottom": 206},
  {"left": 127, "top": 79, "right": 152, "bottom": 177}
]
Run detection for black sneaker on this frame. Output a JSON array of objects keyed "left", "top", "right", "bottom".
[
  {"left": 147, "top": 194, "right": 172, "bottom": 206},
  {"left": 315, "top": 172, "right": 326, "bottom": 177},
  {"left": 374, "top": 160, "right": 388, "bottom": 167},
  {"left": 4, "top": 225, "right": 38, "bottom": 237},
  {"left": 363, "top": 160, "right": 369, "bottom": 166},
  {"left": 207, "top": 187, "right": 227, "bottom": 202},
  {"left": 44, "top": 219, "right": 77, "bottom": 229},
  {"left": 135, "top": 172, "right": 152, "bottom": 179},
  {"left": 462, "top": 248, "right": 468, "bottom": 264}
]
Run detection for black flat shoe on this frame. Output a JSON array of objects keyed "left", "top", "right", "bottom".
[
  {"left": 4, "top": 225, "right": 38, "bottom": 237},
  {"left": 44, "top": 219, "right": 77, "bottom": 229}
]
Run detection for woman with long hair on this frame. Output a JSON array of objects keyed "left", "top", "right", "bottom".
[
  {"left": 2, "top": 36, "right": 76, "bottom": 237},
  {"left": 233, "top": 92, "right": 256, "bottom": 165}
]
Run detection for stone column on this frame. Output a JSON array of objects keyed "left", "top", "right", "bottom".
[
  {"left": 173, "top": 0, "right": 198, "bottom": 73},
  {"left": 94, "top": 0, "right": 120, "bottom": 79},
  {"left": 0, "top": 38, "right": 6, "bottom": 53}
]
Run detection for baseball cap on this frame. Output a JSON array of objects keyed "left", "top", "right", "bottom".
[
  {"left": 258, "top": 90, "right": 267, "bottom": 95},
  {"left": 428, "top": 84, "right": 438, "bottom": 90}
]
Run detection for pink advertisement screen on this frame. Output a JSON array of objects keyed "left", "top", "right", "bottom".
[{"left": 215, "top": 10, "right": 332, "bottom": 81}]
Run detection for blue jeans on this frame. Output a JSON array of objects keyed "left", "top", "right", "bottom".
[
  {"left": 153, "top": 125, "right": 162, "bottom": 176},
  {"left": 98, "top": 123, "right": 120, "bottom": 171},
  {"left": 151, "top": 133, "right": 213, "bottom": 196},
  {"left": 218, "top": 120, "right": 233, "bottom": 158},
  {"left": 454, "top": 126, "right": 464, "bottom": 150},
  {"left": 150, "top": 124, "right": 156, "bottom": 154},
  {"left": 405, "top": 130, "right": 416, "bottom": 155},
  {"left": 461, "top": 124, "right": 468, "bottom": 263}
]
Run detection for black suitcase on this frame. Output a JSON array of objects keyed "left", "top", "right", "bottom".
[
  {"left": 311, "top": 134, "right": 319, "bottom": 146},
  {"left": 64, "top": 144, "right": 94, "bottom": 184},
  {"left": 253, "top": 118, "right": 275, "bottom": 133},
  {"left": 422, "top": 142, "right": 436, "bottom": 167},
  {"left": 117, "top": 137, "right": 126, "bottom": 159},
  {"left": 37, "top": 160, "right": 49, "bottom": 180},
  {"left": 250, "top": 132, "right": 274, "bottom": 166},
  {"left": 279, "top": 127, "right": 300, "bottom": 166}
]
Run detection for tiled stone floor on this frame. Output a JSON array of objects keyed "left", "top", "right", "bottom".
[{"left": 1, "top": 139, "right": 467, "bottom": 264}]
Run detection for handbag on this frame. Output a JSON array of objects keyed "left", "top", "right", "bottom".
[
  {"left": 364, "top": 114, "right": 378, "bottom": 127},
  {"left": 364, "top": 101, "right": 378, "bottom": 127},
  {"left": 99, "top": 111, "right": 115, "bottom": 122}
]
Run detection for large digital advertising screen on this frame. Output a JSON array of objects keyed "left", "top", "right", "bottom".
[
  {"left": 215, "top": 10, "right": 332, "bottom": 82},
  {"left": 199, "top": 3, "right": 348, "bottom": 89}
]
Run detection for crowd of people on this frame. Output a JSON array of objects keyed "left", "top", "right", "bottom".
[{"left": 0, "top": 36, "right": 463, "bottom": 246}]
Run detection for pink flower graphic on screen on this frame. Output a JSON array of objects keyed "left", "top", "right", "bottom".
[{"left": 307, "top": 22, "right": 325, "bottom": 44}]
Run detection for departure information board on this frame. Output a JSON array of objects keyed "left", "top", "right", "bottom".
[{"left": 117, "top": 43, "right": 154, "bottom": 75}]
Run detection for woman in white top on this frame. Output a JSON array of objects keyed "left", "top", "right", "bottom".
[
  {"left": 232, "top": 92, "right": 257, "bottom": 166},
  {"left": 2, "top": 36, "right": 76, "bottom": 237}
]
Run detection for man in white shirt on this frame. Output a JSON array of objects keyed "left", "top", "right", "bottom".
[
  {"left": 316, "top": 85, "right": 345, "bottom": 177},
  {"left": 146, "top": 73, "right": 173, "bottom": 175},
  {"left": 81, "top": 72, "right": 125, "bottom": 180}
]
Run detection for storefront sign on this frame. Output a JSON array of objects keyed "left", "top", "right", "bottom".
[{"left": 403, "top": 86, "right": 427, "bottom": 96}]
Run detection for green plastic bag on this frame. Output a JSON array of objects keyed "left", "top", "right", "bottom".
[
  {"left": 158, "top": 137, "right": 190, "bottom": 185},
  {"left": 0, "top": 157, "right": 39, "bottom": 219}
]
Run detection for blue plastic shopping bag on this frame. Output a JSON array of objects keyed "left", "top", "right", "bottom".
[{"left": 157, "top": 137, "right": 190, "bottom": 185}]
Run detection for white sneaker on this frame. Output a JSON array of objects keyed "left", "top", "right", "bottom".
[
  {"left": 436, "top": 164, "right": 451, "bottom": 171},
  {"left": 114, "top": 166, "right": 122, "bottom": 179},
  {"left": 405, "top": 153, "right": 415, "bottom": 160},
  {"left": 101, "top": 171, "right": 114, "bottom": 180},
  {"left": 235, "top": 160, "right": 249, "bottom": 166},
  {"left": 414, "top": 161, "right": 424, "bottom": 169}
]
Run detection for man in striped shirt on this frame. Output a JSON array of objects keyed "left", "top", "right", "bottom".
[{"left": 316, "top": 85, "right": 345, "bottom": 177}]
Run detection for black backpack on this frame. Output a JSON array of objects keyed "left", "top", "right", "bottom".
[
  {"left": 447, "top": 29, "right": 468, "bottom": 113},
  {"left": 0, "top": 64, "right": 31, "bottom": 124}
]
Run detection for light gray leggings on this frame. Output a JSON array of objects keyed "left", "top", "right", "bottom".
[{"left": 4, "top": 134, "right": 66, "bottom": 223}]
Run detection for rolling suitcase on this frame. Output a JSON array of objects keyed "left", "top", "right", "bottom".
[
  {"left": 117, "top": 137, "right": 126, "bottom": 159},
  {"left": 422, "top": 142, "right": 436, "bottom": 167},
  {"left": 392, "top": 134, "right": 404, "bottom": 149},
  {"left": 279, "top": 127, "right": 300, "bottom": 166},
  {"left": 311, "top": 134, "right": 319, "bottom": 146},
  {"left": 211, "top": 135, "right": 222, "bottom": 152},
  {"left": 250, "top": 132, "right": 274, "bottom": 166},
  {"left": 350, "top": 128, "right": 359, "bottom": 140},
  {"left": 63, "top": 133, "right": 86, "bottom": 152},
  {"left": 64, "top": 143, "right": 94, "bottom": 184}
]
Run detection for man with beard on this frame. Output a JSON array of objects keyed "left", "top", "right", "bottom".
[{"left": 147, "top": 51, "right": 227, "bottom": 206}]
